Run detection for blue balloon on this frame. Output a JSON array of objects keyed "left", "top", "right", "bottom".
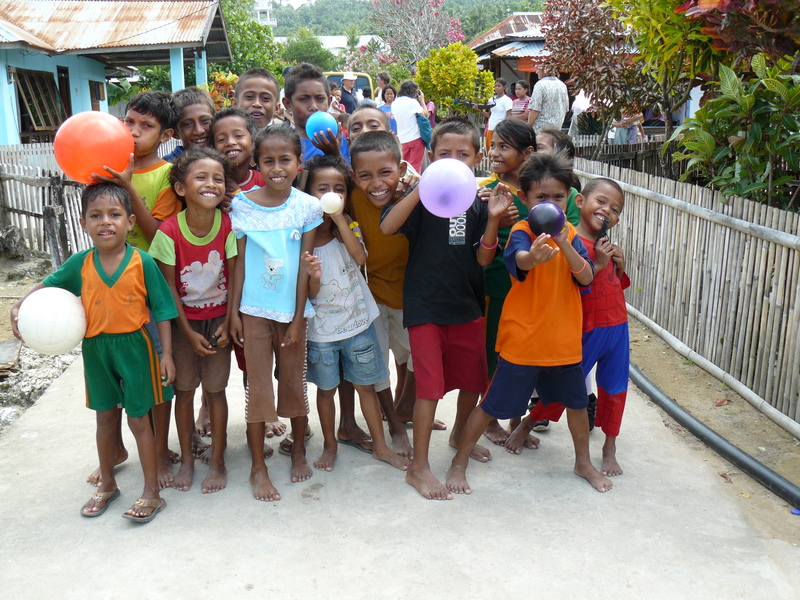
[{"left": 305, "top": 111, "right": 339, "bottom": 141}]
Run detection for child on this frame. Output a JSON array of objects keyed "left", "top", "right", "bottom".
[
  {"left": 282, "top": 63, "right": 350, "bottom": 165},
  {"left": 11, "top": 183, "right": 177, "bottom": 522},
  {"left": 212, "top": 107, "right": 265, "bottom": 192},
  {"left": 445, "top": 153, "right": 614, "bottom": 495},
  {"left": 164, "top": 87, "right": 216, "bottom": 163},
  {"left": 90, "top": 91, "right": 183, "bottom": 489},
  {"left": 301, "top": 155, "right": 409, "bottom": 472},
  {"left": 228, "top": 124, "right": 322, "bottom": 501},
  {"left": 379, "top": 119, "right": 511, "bottom": 500},
  {"left": 149, "top": 148, "right": 237, "bottom": 494},
  {"left": 233, "top": 67, "right": 280, "bottom": 132},
  {"left": 476, "top": 119, "right": 536, "bottom": 446}
]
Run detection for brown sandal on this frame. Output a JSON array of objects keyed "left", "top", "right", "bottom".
[
  {"left": 80, "top": 488, "right": 121, "bottom": 518},
  {"left": 121, "top": 497, "right": 166, "bottom": 524}
]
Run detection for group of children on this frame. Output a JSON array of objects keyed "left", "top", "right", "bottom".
[{"left": 10, "top": 61, "right": 631, "bottom": 521}]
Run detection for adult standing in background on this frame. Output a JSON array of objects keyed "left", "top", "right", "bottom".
[
  {"left": 392, "top": 80, "right": 429, "bottom": 172},
  {"left": 340, "top": 71, "right": 359, "bottom": 114},
  {"left": 509, "top": 80, "right": 531, "bottom": 121},
  {"left": 379, "top": 84, "right": 398, "bottom": 133},
  {"left": 475, "top": 78, "right": 513, "bottom": 152},
  {"left": 528, "top": 65, "right": 569, "bottom": 133},
  {"left": 376, "top": 71, "right": 391, "bottom": 107}
]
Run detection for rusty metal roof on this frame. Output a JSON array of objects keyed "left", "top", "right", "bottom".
[
  {"left": 0, "top": 1, "right": 231, "bottom": 65},
  {"left": 467, "top": 12, "right": 543, "bottom": 53},
  {"left": 493, "top": 40, "right": 546, "bottom": 58}
]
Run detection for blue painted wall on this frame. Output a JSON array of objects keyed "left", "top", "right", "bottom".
[{"left": 0, "top": 49, "right": 108, "bottom": 145}]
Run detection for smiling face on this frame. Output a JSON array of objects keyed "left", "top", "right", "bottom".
[
  {"left": 577, "top": 180, "right": 624, "bottom": 234},
  {"left": 308, "top": 166, "right": 347, "bottom": 201},
  {"left": 174, "top": 158, "right": 227, "bottom": 210},
  {"left": 522, "top": 176, "right": 571, "bottom": 212},
  {"left": 256, "top": 136, "right": 300, "bottom": 195},
  {"left": 212, "top": 115, "right": 253, "bottom": 170},
  {"left": 383, "top": 88, "right": 395, "bottom": 103},
  {"left": 348, "top": 108, "right": 389, "bottom": 141},
  {"left": 490, "top": 133, "right": 531, "bottom": 177},
  {"left": 235, "top": 76, "right": 278, "bottom": 130},
  {"left": 176, "top": 103, "right": 214, "bottom": 149},
  {"left": 284, "top": 79, "right": 329, "bottom": 132},
  {"left": 351, "top": 150, "right": 405, "bottom": 208},
  {"left": 81, "top": 193, "right": 135, "bottom": 250},
  {"left": 430, "top": 133, "right": 482, "bottom": 168},
  {"left": 124, "top": 108, "right": 172, "bottom": 158}
]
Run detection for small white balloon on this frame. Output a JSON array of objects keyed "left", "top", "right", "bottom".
[{"left": 319, "top": 192, "right": 343, "bottom": 214}]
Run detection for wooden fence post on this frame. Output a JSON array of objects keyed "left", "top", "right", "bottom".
[{"left": 43, "top": 175, "right": 70, "bottom": 268}]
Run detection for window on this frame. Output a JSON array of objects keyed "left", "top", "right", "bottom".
[
  {"left": 89, "top": 81, "right": 106, "bottom": 111},
  {"left": 10, "top": 67, "right": 68, "bottom": 131}
]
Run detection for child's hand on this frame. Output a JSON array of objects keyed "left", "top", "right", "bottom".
[
  {"left": 161, "top": 354, "right": 176, "bottom": 386},
  {"left": 499, "top": 203, "right": 520, "bottom": 228},
  {"left": 230, "top": 313, "right": 244, "bottom": 348},
  {"left": 10, "top": 303, "right": 22, "bottom": 342},
  {"left": 594, "top": 238, "right": 614, "bottom": 272},
  {"left": 311, "top": 127, "right": 341, "bottom": 155},
  {"left": 611, "top": 244, "right": 626, "bottom": 274},
  {"left": 303, "top": 251, "right": 322, "bottom": 280},
  {"left": 213, "top": 322, "right": 230, "bottom": 349},
  {"left": 90, "top": 153, "right": 134, "bottom": 188},
  {"left": 397, "top": 173, "right": 420, "bottom": 198},
  {"left": 488, "top": 184, "right": 513, "bottom": 219},
  {"left": 282, "top": 319, "right": 303, "bottom": 348},
  {"left": 189, "top": 331, "right": 216, "bottom": 357},
  {"left": 529, "top": 234, "right": 559, "bottom": 265}
]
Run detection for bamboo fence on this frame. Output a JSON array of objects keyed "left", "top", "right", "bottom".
[{"left": 575, "top": 158, "right": 800, "bottom": 427}]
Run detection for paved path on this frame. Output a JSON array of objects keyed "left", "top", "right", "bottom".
[{"left": 0, "top": 357, "right": 797, "bottom": 599}]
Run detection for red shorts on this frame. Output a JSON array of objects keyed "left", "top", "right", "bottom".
[
  {"left": 401, "top": 138, "right": 426, "bottom": 173},
  {"left": 408, "top": 318, "right": 489, "bottom": 400}
]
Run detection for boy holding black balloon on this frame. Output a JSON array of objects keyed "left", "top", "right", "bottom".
[
  {"left": 445, "top": 152, "right": 614, "bottom": 496},
  {"left": 379, "top": 118, "right": 510, "bottom": 500}
]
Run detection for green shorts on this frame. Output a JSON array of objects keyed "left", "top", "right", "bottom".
[{"left": 83, "top": 328, "right": 169, "bottom": 418}]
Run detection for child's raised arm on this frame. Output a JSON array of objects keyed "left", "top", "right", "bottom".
[
  {"left": 477, "top": 184, "right": 513, "bottom": 267},
  {"left": 380, "top": 185, "right": 420, "bottom": 236},
  {"left": 331, "top": 204, "right": 367, "bottom": 266}
]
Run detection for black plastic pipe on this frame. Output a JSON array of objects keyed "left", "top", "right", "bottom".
[{"left": 629, "top": 363, "right": 800, "bottom": 508}]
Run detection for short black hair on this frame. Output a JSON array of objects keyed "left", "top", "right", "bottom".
[
  {"left": 284, "top": 63, "right": 329, "bottom": 101},
  {"left": 304, "top": 154, "right": 353, "bottom": 198},
  {"left": 253, "top": 123, "right": 301, "bottom": 163},
  {"left": 430, "top": 117, "right": 481, "bottom": 154},
  {"left": 234, "top": 68, "right": 279, "bottom": 98},
  {"left": 398, "top": 80, "right": 419, "bottom": 98},
  {"left": 169, "top": 147, "right": 231, "bottom": 197},
  {"left": 538, "top": 127, "right": 575, "bottom": 159},
  {"left": 211, "top": 106, "right": 257, "bottom": 140},
  {"left": 581, "top": 177, "right": 624, "bottom": 203},
  {"left": 81, "top": 183, "right": 131, "bottom": 218},
  {"left": 350, "top": 130, "right": 402, "bottom": 168},
  {"left": 126, "top": 91, "right": 178, "bottom": 131},
  {"left": 172, "top": 86, "right": 216, "bottom": 116},
  {"left": 519, "top": 152, "right": 574, "bottom": 195},
  {"left": 350, "top": 104, "right": 391, "bottom": 129}
]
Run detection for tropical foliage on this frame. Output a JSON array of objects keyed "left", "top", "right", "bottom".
[{"left": 415, "top": 43, "right": 494, "bottom": 115}]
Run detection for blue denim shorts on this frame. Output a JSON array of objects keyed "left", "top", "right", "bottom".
[{"left": 306, "top": 324, "right": 388, "bottom": 391}]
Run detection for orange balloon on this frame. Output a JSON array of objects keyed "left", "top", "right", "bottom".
[{"left": 54, "top": 112, "right": 134, "bottom": 184}]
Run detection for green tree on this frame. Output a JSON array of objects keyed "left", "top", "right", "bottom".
[
  {"left": 213, "top": 0, "right": 284, "bottom": 77},
  {"left": 416, "top": 43, "right": 494, "bottom": 116},
  {"left": 282, "top": 27, "right": 338, "bottom": 71}
]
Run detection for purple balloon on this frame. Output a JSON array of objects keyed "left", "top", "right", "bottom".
[
  {"left": 418, "top": 158, "right": 478, "bottom": 218},
  {"left": 527, "top": 202, "right": 566, "bottom": 236}
]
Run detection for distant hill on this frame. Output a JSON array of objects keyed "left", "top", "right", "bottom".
[{"left": 270, "top": 0, "right": 541, "bottom": 41}]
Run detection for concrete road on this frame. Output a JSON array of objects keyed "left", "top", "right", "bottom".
[{"left": 0, "top": 357, "right": 797, "bottom": 599}]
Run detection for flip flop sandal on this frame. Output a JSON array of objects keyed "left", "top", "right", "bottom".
[
  {"left": 80, "top": 488, "right": 121, "bottom": 518},
  {"left": 337, "top": 438, "right": 374, "bottom": 454},
  {"left": 122, "top": 498, "right": 166, "bottom": 524},
  {"left": 278, "top": 431, "right": 315, "bottom": 456}
]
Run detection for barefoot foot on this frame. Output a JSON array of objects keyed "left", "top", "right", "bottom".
[
  {"left": 172, "top": 461, "right": 194, "bottom": 492},
  {"left": 191, "top": 431, "right": 210, "bottom": 458},
  {"left": 449, "top": 437, "right": 492, "bottom": 463},
  {"left": 505, "top": 423, "right": 535, "bottom": 454},
  {"left": 445, "top": 463, "right": 472, "bottom": 495},
  {"left": 196, "top": 407, "right": 211, "bottom": 437},
  {"left": 482, "top": 420, "right": 510, "bottom": 446},
  {"left": 602, "top": 448, "right": 623, "bottom": 476},
  {"left": 390, "top": 430, "right": 413, "bottom": 459},
  {"left": 202, "top": 463, "right": 227, "bottom": 493},
  {"left": 575, "top": 460, "right": 614, "bottom": 492},
  {"left": 86, "top": 449, "right": 129, "bottom": 487},
  {"left": 250, "top": 469, "right": 280, "bottom": 502},
  {"left": 168, "top": 449, "right": 180, "bottom": 464},
  {"left": 406, "top": 467, "right": 452, "bottom": 500},
  {"left": 157, "top": 457, "right": 175, "bottom": 489},
  {"left": 373, "top": 448, "right": 410, "bottom": 471},
  {"left": 265, "top": 420, "right": 286, "bottom": 438},
  {"left": 291, "top": 452, "right": 313, "bottom": 483},
  {"left": 313, "top": 447, "right": 337, "bottom": 472}
]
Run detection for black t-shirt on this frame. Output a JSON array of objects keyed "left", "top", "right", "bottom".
[
  {"left": 382, "top": 196, "right": 487, "bottom": 328},
  {"left": 340, "top": 87, "right": 358, "bottom": 113}
]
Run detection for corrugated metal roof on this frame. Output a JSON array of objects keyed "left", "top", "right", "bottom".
[
  {"left": 0, "top": 1, "right": 230, "bottom": 64},
  {"left": 467, "top": 12, "right": 543, "bottom": 52},
  {"left": 0, "top": 17, "right": 54, "bottom": 50},
  {"left": 493, "top": 40, "right": 546, "bottom": 58}
]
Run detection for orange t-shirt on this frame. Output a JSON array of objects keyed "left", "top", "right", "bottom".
[
  {"left": 348, "top": 188, "right": 408, "bottom": 309},
  {"left": 496, "top": 220, "right": 586, "bottom": 366}
]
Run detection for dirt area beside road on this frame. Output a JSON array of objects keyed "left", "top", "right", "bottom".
[{"left": 629, "top": 317, "right": 800, "bottom": 544}]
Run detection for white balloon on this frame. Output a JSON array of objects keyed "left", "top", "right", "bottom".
[
  {"left": 17, "top": 287, "right": 86, "bottom": 355},
  {"left": 319, "top": 192, "right": 343, "bottom": 214}
]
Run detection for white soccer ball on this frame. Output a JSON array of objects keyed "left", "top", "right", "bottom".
[
  {"left": 17, "top": 287, "right": 87, "bottom": 355},
  {"left": 319, "top": 192, "right": 343, "bottom": 214}
]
